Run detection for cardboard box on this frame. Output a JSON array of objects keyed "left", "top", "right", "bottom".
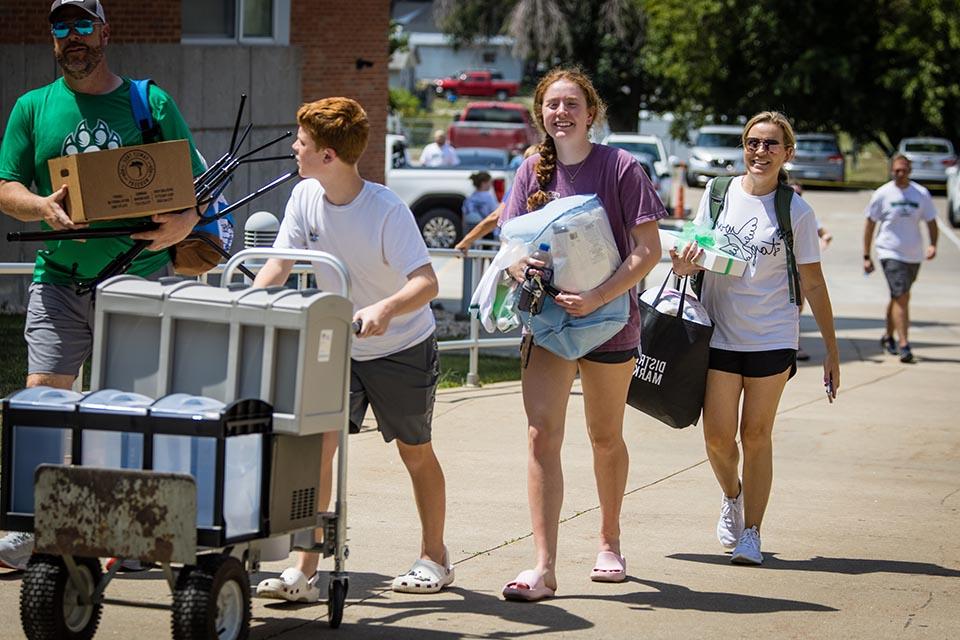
[
  {"left": 48, "top": 140, "right": 196, "bottom": 223},
  {"left": 659, "top": 228, "right": 748, "bottom": 277}
]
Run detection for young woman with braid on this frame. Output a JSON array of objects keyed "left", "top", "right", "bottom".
[{"left": 498, "top": 67, "right": 666, "bottom": 601}]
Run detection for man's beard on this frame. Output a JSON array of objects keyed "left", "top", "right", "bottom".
[{"left": 55, "top": 42, "right": 105, "bottom": 80}]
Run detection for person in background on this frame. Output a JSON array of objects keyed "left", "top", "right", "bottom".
[
  {"left": 461, "top": 170, "right": 499, "bottom": 239},
  {"left": 499, "top": 67, "right": 665, "bottom": 601},
  {"left": 671, "top": 111, "right": 840, "bottom": 566},
  {"left": 863, "top": 154, "right": 938, "bottom": 363},
  {"left": 419, "top": 129, "right": 460, "bottom": 167}
]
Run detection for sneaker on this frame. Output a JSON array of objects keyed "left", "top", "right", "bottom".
[
  {"left": 880, "top": 335, "right": 898, "bottom": 355},
  {"left": 731, "top": 526, "right": 763, "bottom": 565},
  {"left": 899, "top": 343, "right": 914, "bottom": 363},
  {"left": 255, "top": 567, "right": 321, "bottom": 602},
  {"left": 716, "top": 488, "right": 744, "bottom": 550},
  {"left": 0, "top": 531, "right": 34, "bottom": 571}
]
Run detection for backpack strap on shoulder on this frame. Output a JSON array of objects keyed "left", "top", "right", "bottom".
[
  {"left": 129, "top": 78, "right": 161, "bottom": 144},
  {"left": 691, "top": 176, "right": 735, "bottom": 299},
  {"left": 775, "top": 183, "right": 802, "bottom": 306}
]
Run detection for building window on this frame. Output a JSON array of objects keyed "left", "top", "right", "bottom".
[{"left": 182, "top": 0, "right": 289, "bottom": 44}]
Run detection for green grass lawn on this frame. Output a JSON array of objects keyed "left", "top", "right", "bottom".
[{"left": 0, "top": 313, "right": 520, "bottom": 397}]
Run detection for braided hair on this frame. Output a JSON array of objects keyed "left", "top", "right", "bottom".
[{"left": 526, "top": 67, "right": 606, "bottom": 212}]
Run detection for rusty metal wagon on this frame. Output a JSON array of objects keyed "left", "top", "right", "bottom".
[{"left": 1, "top": 249, "right": 355, "bottom": 639}]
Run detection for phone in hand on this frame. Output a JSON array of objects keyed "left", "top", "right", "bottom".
[{"left": 825, "top": 374, "right": 835, "bottom": 404}]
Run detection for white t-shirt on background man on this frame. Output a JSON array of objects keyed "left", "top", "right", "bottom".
[
  {"left": 274, "top": 179, "right": 436, "bottom": 361},
  {"left": 865, "top": 180, "right": 937, "bottom": 264},
  {"left": 693, "top": 176, "right": 821, "bottom": 351}
]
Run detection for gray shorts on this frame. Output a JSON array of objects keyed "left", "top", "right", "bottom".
[
  {"left": 349, "top": 335, "right": 439, "bottom": 445},
  {"left": 25, "top": 265, "right": 174, "bottom": 376},
  {"left": 880, "top": 259, "right": 920, "bottom": 298}
]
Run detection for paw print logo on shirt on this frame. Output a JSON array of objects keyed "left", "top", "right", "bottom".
[{"left": 62, "top": 119, "right": 122, "bottom": 156}]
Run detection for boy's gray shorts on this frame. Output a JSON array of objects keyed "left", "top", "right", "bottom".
[
  {"left": 880, "top": 259, "right": 920, "bottom": 299},
  {"left": 25, "top": 265, "right": 173, "bottom": 377},
  {"left": 349, "top": 335, "right": 439, "bottom": 445}
]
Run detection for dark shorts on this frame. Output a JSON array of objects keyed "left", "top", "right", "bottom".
[
  {"left": 709, "top": 348, "right": 797, "bottom": 379},
  {"left": 349, "top": 335, "right": 439, "bottom": 445},
  {"left": 880, "top": 259, "right": 920, "bottom": 298},
  {"left": 25, "top": 265, "right": 174, "bottom": 376},
  {"left": 581, "top": 347, "right": 638, "bottom": 364}
]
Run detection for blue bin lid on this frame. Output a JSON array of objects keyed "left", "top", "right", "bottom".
[
  {"left": 78, "top": 389, "right": 154, "bottom": 415},
  {"left": 150, "top": 394, "right": 226, "bottom": 420},
  {"left": 5, "top": 386, "right": 83, "bottom": 409}
]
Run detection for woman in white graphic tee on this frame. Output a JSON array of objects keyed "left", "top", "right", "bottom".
[{"left": 670, "top": 111, "right": 840, "bottom": 565}]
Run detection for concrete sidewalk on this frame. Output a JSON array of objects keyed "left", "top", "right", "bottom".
[{"left": 1, "top": 190, "right": 958, "bottom": 638}]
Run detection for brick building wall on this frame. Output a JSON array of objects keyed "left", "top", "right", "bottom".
[
  {"left": 0, "top": 0, "right": 387, "bottom": 180},
  {"left": 0, "top": 0, "right": 181, "bottom": 43}
]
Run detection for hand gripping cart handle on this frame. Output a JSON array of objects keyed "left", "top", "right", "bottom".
[{"left": 223, "top": 247, "right": 354, "bottom": 627}]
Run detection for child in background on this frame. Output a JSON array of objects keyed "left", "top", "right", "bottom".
[{"left": 462, "top": 171, "right": 499, "bottom": 229}]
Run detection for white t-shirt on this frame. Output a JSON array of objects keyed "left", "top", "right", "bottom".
[
  {"left": 420, "top": 142, "right": 460, "bottom": 167},
  {"left": 865, "top": 180, "right": 937, "bottom": 264},
  {"left": 275, "top": 179, "right": 436, "bottom": 361},
  {"left": 694, "top": 177, "right": 821, "bottom": 351}
]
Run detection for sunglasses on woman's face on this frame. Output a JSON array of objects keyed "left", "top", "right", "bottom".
[
  {"left": 51, "top": 19, "right": 99, "bottom": 39},
  {"left": 744, "top": 137, "right": 783, "bottom": 152}
]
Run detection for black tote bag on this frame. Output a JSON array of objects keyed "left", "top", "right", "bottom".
[{"left": 627, "top": 273, "right": 714, "bottom": 429}]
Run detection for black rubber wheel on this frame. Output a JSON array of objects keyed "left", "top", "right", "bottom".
[
  {"left": 418, "top": 208, "right": 460, "bottom": 248},
  {"left": 327, "top": 577, "right": 348, "bottom": 629},
  {"left": 685, "top": 171, "right": 699, "bottom": 188},
  {"left": 20, "top": 554, "right": 103, "bottom": 640},
  {"left": 172, "top": 556, "right": 250, "bottom": 640}
]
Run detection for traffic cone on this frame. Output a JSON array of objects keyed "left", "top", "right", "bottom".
[{"left": 673, "top": 164, "right": 685, "bottom": 219}]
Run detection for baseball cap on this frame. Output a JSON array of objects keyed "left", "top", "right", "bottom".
[{"left": 49, "top": 0, "right": 107, "bottom": 23}]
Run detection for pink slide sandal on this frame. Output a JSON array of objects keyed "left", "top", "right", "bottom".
[
  {"left": 502, "top": 569, "right": 556, "bottom": 602},
  {"left": 589, "top": 551, "right": 627, "bottom": 583}
]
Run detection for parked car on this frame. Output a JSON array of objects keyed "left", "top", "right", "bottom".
[
  {"left": 602, "top": 132, "right": 674, "bottom": 207},
  {"left": 945, "top": 165, "right": 960, "bottom": 227},
  {"left": 433, "top": 70, "right": 520, "bottom": 101},
  {"left": 686, "top": 125, "right": 743, "bottom": 187},
  {"left": 447, "top": 102, "right": 539, "bottom": 154},
  {"left": 897, "top": 137, "right": 957, "bottom": 183},
  {"left": 385, "top": 134, "right": 512, "bottom": 248},
  {"left": 785, "top": 133, "right": 845, "bottom": 183}
]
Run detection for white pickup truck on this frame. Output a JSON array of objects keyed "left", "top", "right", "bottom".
[{"left": 385, "top": 134, "right": 513, "bottom": 248}]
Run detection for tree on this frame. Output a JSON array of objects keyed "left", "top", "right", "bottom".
[
  {"left": 434, "top": 0, "right": 649, "bottom": 132},
  {"left": 644, "top": 0, "right": 960, "bottom": 152}
]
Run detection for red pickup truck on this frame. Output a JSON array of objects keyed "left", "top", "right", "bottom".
[
  {"left": 446, "top": 102, "right": 540, "bottom": 153},
  {"left": 433, "top": 70, "right": 520, "bottom": 101}
]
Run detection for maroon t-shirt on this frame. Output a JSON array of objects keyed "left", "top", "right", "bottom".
[{"left": 502, "top": 144, "right": 667, "bottom": 351}]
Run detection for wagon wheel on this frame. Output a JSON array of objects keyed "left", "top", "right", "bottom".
[
  {"left": 172, "top": 555, "right": 250, "bottom": 640},
  {"left": 20, "top": 554, "right": 103, "bottom": 640},
  {"left": 327, "top": 576, "right": 349, "bottom": 629}
]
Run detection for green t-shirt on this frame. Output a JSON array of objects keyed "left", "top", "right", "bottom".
[{"left": 0, "top": 77, "right": 204, "bottom": 285}]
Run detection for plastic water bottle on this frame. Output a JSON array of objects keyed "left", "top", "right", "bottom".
[{"left": 531, "top": 242, "right": 553, "bottom": 284}]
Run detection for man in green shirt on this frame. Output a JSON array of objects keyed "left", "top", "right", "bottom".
[{"left": 0, "top": 0, "right": 204, "bottom": 571}]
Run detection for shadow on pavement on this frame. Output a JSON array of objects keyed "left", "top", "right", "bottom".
[{"left": 669, "top": 553, "right": 960, "bottom": 578}]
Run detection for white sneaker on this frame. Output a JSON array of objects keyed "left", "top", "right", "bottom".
[
  {"left": 255, "top": 567, "right": 321, "bottom": 602},
  {"left": 0, "top": 531, "right": 34, "bottom": 571},
  {"left": 716, "top": 488, "right": 744, "bottom": 550},
  {"left": 731, "top": 526, "right": 763, "bottom": 565}
]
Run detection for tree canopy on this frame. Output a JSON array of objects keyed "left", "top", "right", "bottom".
[{"left": 433, "top": 0, "right": 960, "bottom": 152}]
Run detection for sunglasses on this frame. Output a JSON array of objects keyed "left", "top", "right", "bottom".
[
  {"left": 744, "top": 137, "right": 784, "bottom": 152},
  {"left": 51, "top": 19, "right": 99, "bottom": 39}
]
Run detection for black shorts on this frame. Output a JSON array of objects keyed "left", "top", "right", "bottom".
[
  {"left": 709, "top": 348, "right": 797, "bottom": 379},
  {"left": 582, "top": 347, "right": 638, "bottom": 364},
  {"left": 880, "top": 259, "right": 920, "bottom": 298}
]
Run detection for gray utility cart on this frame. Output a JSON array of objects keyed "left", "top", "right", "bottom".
[{"left": 1, "top": 249, "right": 356, "bottom": 639}]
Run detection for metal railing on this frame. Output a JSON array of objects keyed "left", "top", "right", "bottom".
[{"left": 0, "top": 247, "right": 518, "bottom": 387}]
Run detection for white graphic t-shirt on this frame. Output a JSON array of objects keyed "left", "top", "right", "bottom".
[
  {"left": 694, "top": 177, "right": 821, "bottom": 351},
  {"left": 865, "top": 180, "right": 937, "bottom": 264},
  {"left": 274, "top": 179, "right": 436, "bottom": 361}
]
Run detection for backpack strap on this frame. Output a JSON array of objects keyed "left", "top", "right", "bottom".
[
  {"left": 129, "top": 78, "right": 162, "bottom": 144},
  {"left": 691, "top": 176, "right": 734, "bottom": 298},
  {"left": 775, "top": 183, "right": 802, "bottom": 306}
]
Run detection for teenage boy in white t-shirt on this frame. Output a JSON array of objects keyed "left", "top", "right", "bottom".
[
  {"left": 252, "top": 97, "right": 452, "bottom": 600},
  {"left": 863, "top": 154, "right": 939, "bottom": 363}
]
